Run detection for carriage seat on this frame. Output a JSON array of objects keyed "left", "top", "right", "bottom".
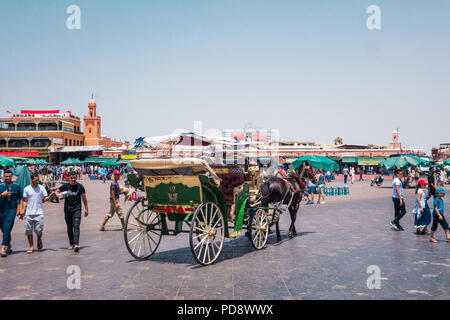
[{"left": 212, "top": 166, "right": 246, "bottom": 204}]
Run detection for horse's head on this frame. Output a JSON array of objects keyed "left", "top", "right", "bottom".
[{"left": 297, "top": 162, "right": 316, "bottom": 183}]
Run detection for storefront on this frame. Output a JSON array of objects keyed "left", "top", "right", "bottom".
[{"left": 49, "top": 145, "right": 103, "bottom": 164}]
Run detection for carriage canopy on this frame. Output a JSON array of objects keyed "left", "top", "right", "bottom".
[{"left": 130, "top": 158, "right": 221, "bottom": 183}]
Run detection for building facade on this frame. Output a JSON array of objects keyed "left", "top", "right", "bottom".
[{"left": 0, "top": 110, "right": 84, "bottom": 158}]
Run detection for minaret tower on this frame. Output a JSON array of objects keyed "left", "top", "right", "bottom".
[{"left": 83, "top": 94, "right": 102, "bottom": 146}]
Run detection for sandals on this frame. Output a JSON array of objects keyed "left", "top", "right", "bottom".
[
  {"left": 37, "top": 240, "right": 43, "bottom": 250},
  {"left": 6, "top": 247, "right": 12, "bottom": 254},
  {"left": 73, "top": 246, "right": 80, "bottom": 252},
  {"left": 429, "top": 238, "right": 437, "bottom": 243},
  {"left": 27, "top": 248, "right": 34, "bottom": 254},
  {"left": 67, "top": 245, "right": 74, "bottom": 250},
  {"left": 0, "top": 251, "right": 6, "bottom": 258}
]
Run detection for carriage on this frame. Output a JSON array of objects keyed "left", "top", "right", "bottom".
[{"left": 123, "top": 158, "right": 277, "bottom": 265}]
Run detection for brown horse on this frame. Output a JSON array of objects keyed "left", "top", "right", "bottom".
[{"left": 260, "top": 162, "right": 315, "bottom": 241}]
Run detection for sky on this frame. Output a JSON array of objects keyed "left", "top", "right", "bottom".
[{"left": 0, "top": 0, "right": 449, "bottom": 153}]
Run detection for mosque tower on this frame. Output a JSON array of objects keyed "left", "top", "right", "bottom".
[
  {"left": 388, "top": 128, "right": 402, "bottom": 150},
  {"left": 83, "top": 94, "right": 102, "bottom": 146}
]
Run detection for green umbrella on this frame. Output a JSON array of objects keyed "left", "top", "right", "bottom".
[
  {"left": 0, "top": 155, "right": 15, "bottom": 167},
  {"left": 25, "top": 159, "right": 38, "bottom": 165},
  {"left": 16, "top": 165, "right": 32, "bottom": 189},
  {"left": 84, "top": 157, "right": 115, "bottom": 163},
  {"left": 378, "top": 155, "right": 424, "bottom": 168},
  {"left": 60, "top": 158, "right": 75, "bottom": 165},
  {"left": 100, "top": 161, "right": 119, "bottom": 167},
  {"left": 444, "top": 159, "right": 450, "bottom": 166},
  {"left": 291, "top": 155, "right": 339, "bottom": 172}
]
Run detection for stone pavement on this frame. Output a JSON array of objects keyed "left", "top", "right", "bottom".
[{"left": 0, "top": 178, "right": 448, "bottom": 300}]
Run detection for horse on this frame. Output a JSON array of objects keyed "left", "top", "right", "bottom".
[{"left": 260, "top": 162, "right": 316, "bottom": 241}]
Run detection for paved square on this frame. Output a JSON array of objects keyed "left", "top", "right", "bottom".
[{"left": 0, "top": 178, "right": 448, "bottom": 300}]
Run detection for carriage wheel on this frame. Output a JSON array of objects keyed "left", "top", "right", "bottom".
[
  {"left": 249, "top": 209, "right": 269, "bottom": 250},
  {"left": 124, "top": 200, "right": 162, "bottom": 260},
  {"left": 189, "top": 202, "right": 225, "bottom": 266}
]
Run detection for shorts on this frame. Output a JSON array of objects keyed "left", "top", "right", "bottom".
[
  {"left": 108, "top": 200, "right": 123, "bottom": 219},
  {"left": 25, "top": 215, "right": 44, "bottom": 236},
  {"left": 317, "top": 184, "right": 325, "bottom": 190},
  {"left": 307, "top": 187, "right": 315, "bottom": 194},
  {"left": 431, "top": 215, "right": 449, "bottom": 232}
]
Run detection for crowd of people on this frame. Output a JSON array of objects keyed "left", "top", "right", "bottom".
[
  {"left": 389, "top": 168, "right": 449, "bottom": 243},
  {"left": 0, "top": 165, "right": 132, "bottom": 257},
  {"left": 20, "top": 164, "right": 130, "bottom": 182},
  {"left": 0, "top": 157, "right": 448, "bottom": 257}
]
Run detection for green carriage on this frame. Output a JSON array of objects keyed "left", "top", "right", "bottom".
[{"left": 123, "top": 158, "right": 271, "bottom": 265}]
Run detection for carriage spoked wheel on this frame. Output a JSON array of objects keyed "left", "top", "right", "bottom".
[
  {"left": 249, "top": 209, "right": 269, "bottom": 250},
  {"left": 189, "top": 202, "right": 225, "bottom": 266},
  {"left": 124, "top": 200, "right": 162, "bottom": 260}
]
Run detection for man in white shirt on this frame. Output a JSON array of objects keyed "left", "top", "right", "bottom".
[
  {"left": 20, "top": 174, "right": 53, "bottom": 253},
  {"left": 390, "top": 169, "right": 406, "bottom": 231}
]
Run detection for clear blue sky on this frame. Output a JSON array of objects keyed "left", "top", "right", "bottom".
[{"left": 1, "top": 0, "right": 449, "bottom": 152}]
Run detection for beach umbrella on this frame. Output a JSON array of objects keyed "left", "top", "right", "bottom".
[
  {"left": 291, "top": 155, "right": 339, "bottom": 172},
  {"left": 16, "top": 165, "right": 32, "bottom": 189},
  {"left": 378, "top": 155, "right": 424, "bottom": 168},
  {"left": 0, "top": 155, "right": 15, "bottom": 167}
]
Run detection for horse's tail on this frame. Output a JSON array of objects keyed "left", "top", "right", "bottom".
[{"left": 260, "top": 180, "right": 271, "bottom": 207}]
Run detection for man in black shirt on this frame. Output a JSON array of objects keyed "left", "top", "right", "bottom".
[
  {"left": 55, "top": 171, "right": 88, "bottom": 252},
  {"left": 427, "top": 167, "right": 437, "bottom": 201}
]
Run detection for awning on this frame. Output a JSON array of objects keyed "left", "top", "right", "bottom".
[
  {"left": 283, "top": 157, "right": 298, "bottom": 164},
  {"left": 49, "top": 146, "right": 103, "bottom": 153},
  {"left": 257, "top": 157, "right": 272, "bottom": 165},
  {"left": 357, "top": 157, "right": 385, "bottom": 165},
  {"left": 342, "top": 157, "right": 357, "bottom": 163},
  {"left": 84, "top": 157, "right": 116, "bottom": 163}
]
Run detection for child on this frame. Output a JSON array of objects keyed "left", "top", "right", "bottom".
[
  {"left": 306, "top": 179, "right": 315, "bottom": 205},
  {"left": 413, "top": 180, "right": 431, "bottom": 234},
  {"left": 316, "top": 169, "right": 326, "bottom": 204},
  {"left": 429, "top": 188, "right": 449, "bottom": 243}
]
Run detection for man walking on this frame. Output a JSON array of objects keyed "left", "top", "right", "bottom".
[
  {"left": 390, "top": 169, "right": 406, "bottom": 231},
  {"left": 427, "top": 167, "right": 437, "bottom": 200},
  {"left": 100, "top": 166, "right": 107, "bottom": 183},
  {"left": 0, "top": 170, "right": 23, "bottom": 257},
  {"left": 55, "top": 171, "right": 88, "bottom": 252},
  {"left": 99, "top": 171, "right": 125, "bottom": 231},
  {"left": 20, "top": 174, "right": 53, "bottom": 254},
  {"left": 343, "top": 166, "right": 349, "bottom": 184}
]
